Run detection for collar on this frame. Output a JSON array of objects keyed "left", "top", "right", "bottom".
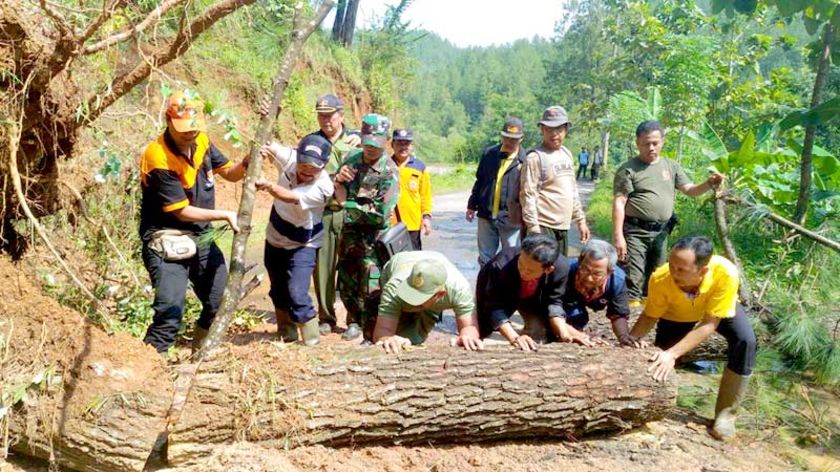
[
  {"left": 163, "top": 129, "right": 197, "bottom": 166},
  {"left": 391, "top": 154, "right": 412, "bottom": 167},
  {"left": 318, "top": 126, "right": 345, "bottom": 144}
]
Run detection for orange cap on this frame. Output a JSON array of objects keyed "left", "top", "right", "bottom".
[{"left": 166, "top": 91, "right": 206, "bottom": 133}]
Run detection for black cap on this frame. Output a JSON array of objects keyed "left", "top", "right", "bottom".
[
  {"left": 392, "top": 128, "right": 414, "bottom": 141},
  {"left": 314, "top": 94, "right": 344, "bottom": 113},
  {"left": 296, "top": 134, "right": 332, "bottom": 168},
  {"left": 500, "top": 117, "right": 524, "bottom": 138}
]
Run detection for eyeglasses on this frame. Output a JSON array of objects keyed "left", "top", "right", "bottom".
[{"left": 578, "top": 263, "right": 609, "bottom": 281}]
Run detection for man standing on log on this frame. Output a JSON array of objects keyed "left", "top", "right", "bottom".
[
  {"left": 476, "top": 235, "right": 640, "bottom": 350},
  {"left": 519, "top": 106, "right": 590, "bottom": 256},
  {"left": 254, "top": 135, "right": 335, "bottom": 347},
  {"left": 372, "top": 250, "right": 483, "bottom": 354},
  {"left": 390, "top": 128, "right": 432, "bottom": 250},
  {"left": 139, "top": 91, "right": 249, "bottom": 354},
  {"left": 613, "top": 120, "right": 724, "bottom": 310},
  {"left": 334, "top": 113, "right": 398, "bottom": 342},
  {"left": 467, "top": 117, "right": 526, "bottom": 267},
  {"left": 308, "top": 95, "right": 362, "bottom": 335},
  {"left": 629, "top": 235, "right": 756, "bottom": 441}
]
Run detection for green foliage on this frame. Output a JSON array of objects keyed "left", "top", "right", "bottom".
[{"left": 430, "top": 165, "right": 476, "bottom": 194}]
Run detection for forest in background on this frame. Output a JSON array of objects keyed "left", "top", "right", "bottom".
[{"left": 1, "top": 0, "right": 839, "bottom": 461}]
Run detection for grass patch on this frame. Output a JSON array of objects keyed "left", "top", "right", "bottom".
[{"left": 431, "top": 164, "right": 476, "bottom": 194}]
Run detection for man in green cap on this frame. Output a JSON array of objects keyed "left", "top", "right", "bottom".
[
  {"left": 334, "top": 113, "right": 399, "bottom": 342},
  {"left": 372, "top": 250, "right": 484, "bottom": 354}
]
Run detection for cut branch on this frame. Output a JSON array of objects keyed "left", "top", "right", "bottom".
[
  {"left": 197, "top": 0, "right": 335, "bottom": 357},
  {"left": 77, "top": 0, "right": 257, "bottom": 128},
  {"left": 723, "top": 194, "right": 840, "bottom": 253},
  {"left": 713, "top": 194, "right": 751, "bottom": 304},
  {"left": 83, "top": 0, "right": 186, "bottom": 54}
]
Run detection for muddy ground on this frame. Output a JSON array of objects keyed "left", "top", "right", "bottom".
[{"left": 3, "top": 180, "right": 839, "bottom": 471}]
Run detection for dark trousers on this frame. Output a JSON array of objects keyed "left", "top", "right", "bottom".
[
  {"left": 620, "top": 223, "right": 668, "bottom": 300},
  {"left": 576, "top": 164, "right": 588, "bottom": 179},
  {"left": 408, "top": 230, "right": 422, "bottom": 250},
  {"left": 538, "top": 226, "right": 569, "bottom": 257},
  {"left": 264, "top": 243, "right": 318, "bottom": 324},
  {"left": 591, "top": 164, "right": 601, "bottom": 180},
  {"left": 654, "top": 304, "right": 757, "bottom": 376},
  {"left": 142, "top": 241, "right": 227, "bottom": 353}
]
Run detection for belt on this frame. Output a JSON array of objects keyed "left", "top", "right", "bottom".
[{"left": 625, "top": 216, "right": 667, "bottom": 232}]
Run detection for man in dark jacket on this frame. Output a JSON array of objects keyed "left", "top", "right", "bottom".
[
  {"left": 476, "top": 235, "right": 641, "bottom": 351},
  {"left": 467, "top": 117, "right": 526, "bottom": 267}
]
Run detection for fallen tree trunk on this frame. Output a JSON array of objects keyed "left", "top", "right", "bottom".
[
  {"left": 167, "top": 344, "right": 676, "bottom": 466},
  {"left": 583, "top": 313, "right": 729, "bottom": 362}
]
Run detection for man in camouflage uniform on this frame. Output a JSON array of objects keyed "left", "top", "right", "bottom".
[{"left": 333, "top": 113, "right": 399, "bottom": 342}]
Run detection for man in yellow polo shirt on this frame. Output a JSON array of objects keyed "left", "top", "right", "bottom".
[
  {"left": 629, "top": 235, "right": 756, "bottom": 441},
  {"left": 391, "top": 128, "right": 432, "bottom": 249}
]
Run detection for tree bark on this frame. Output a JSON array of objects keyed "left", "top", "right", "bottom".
[
  {"left": 713, "top": 195, "right": 751, "bottom": 305},
  {"left": 166, "top": 344, "right": 676, "bottom": 466},
  {"left": 331, "top": 0, "right": 346, "bottom": 43},
  {"left": 601, "top": 130, "right": 610, "bottom": 171},
  {"left": 582, "top": 313, "right": 729, "bottom": 362},
  {"left": 793, "top": 18, "right": 834, "bottom": 224},
  {"left": 341, "top": 0, "right": 360, "bottom": 47}
]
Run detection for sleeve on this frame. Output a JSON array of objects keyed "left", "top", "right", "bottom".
[
  {"left": 467, "top": 152, "right": 486, "bottom": 211},
  {"left": 483, "top": 265, "right": 516, "bottom": 330},
  {"left": 546, "top": 259, "right": 569, "bottom": 318},
  {"left": 606, "top": 273, "right": 631, "bottom": 320},
  {"left": 143, "top": 167, "right": 189, "bottom": 212},
  {"left": 672, "top": 160, "right": 691, "bottom": 188},
  {"left": 377, "top": 279, "right": 403, "bottom": 319},
  {"left": 207, "top": 142, "right": 232, "bottom": 170},
  {"left": 267, "top": 142, "right": 296, "bottom": 172},
  {"left": 570, "top": 174, "right": 586, "bottom": 222},
  {"left": 377, "top": 170, "right": 400, "bottom": 225},
  {"left": 519, "top": 152, "right": 542, "bottom": 232},
  {"left": 613, "top": 166, "right": 634, "bottom": 196},
  {"left": 706, "top": 272, "right": 739, "bottom": 319},
  {"left": 295, "top": 177, "right": 334, "bottom": 211},
  {"left": 643, "top": 276, "right": 669, "bottom": 319},
  {"left": 420, "top": 168, "right": 432, "bottom": 217},
  {"left": 448, "top": 278, "right": 475, "bottom": 319},
  {"left": 344, "top": 167, "right": 399, "bottom": 228}
]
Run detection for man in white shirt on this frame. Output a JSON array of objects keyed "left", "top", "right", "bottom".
[{"left": 255, "top": 134, "right": 335, "bottom": 346}]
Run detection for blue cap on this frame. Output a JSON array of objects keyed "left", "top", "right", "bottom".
[{"left": 296, "top": 134, "right": 332, "bottom": 168}]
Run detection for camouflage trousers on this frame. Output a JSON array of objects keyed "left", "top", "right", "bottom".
[{"left": 337, "top": 228, "right": 382, "bottom": 340}]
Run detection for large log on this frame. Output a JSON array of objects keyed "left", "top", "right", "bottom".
[
  {"left": 2, "top": 269, "right": 172, "bottom": 472},
  {"left": 583, "top": 312, "right": 729, "bottom": 362},
  {"left": 167, "top": 344, "right": 676, "bottom": 466}
]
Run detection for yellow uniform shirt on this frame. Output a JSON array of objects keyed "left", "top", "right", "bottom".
[
  {"left": 645, "top": 255, "right": 739, "bottom": 323},
  {"left": 391, "top": 156, "right": 432, "bottom": 231},
  {"left": 492, "top": 154, "right": 515, "bottom": 217}
]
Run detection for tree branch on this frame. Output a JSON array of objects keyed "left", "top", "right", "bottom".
[
  {"left": 82, "top": 0, "right": 186, "bottom": 54},
  {"left": 723, "top": 194, "right": 840, "bottom": 253},
  {"left": 77, "top": 0, "right": 127, "bottom": 46},
  {"left": 38, "top": 0, "right": 75, "bottom": 37},
  {"left": 76, "top": 0, "right": 257, "bottom": 129},
  {"left": 197, "top": 0, "right": 335, "bottom": 358}
]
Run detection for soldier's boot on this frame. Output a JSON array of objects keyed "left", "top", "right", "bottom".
[
  {"left": 276, "top": 309, "right": 299, "bottom": 343},
  {"left": 710, "top": 368, "right": 750, "bottom": 441},
  {"left": 342, "top": 322, "right": 362, "bottom": 341},
  {"left": 298, "top": 318, "right": 320, "bottom": 347},
  {"left": 191, "top": 326, "right": 209, "bottom": 354}
]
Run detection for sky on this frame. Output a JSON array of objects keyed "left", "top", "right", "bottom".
[{"left": 325, "top": 0, "right": 568, "bottom": 48}]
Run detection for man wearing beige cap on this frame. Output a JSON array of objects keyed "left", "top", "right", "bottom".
[
  {"left": 372, "top": 251, "right": 484, "bottom": 354},
  {"left": 139, "top": 90, "right": 249, "bottom": 354},
  {"left": 519, "top": 106, "right": 590, "bottom": 256}
]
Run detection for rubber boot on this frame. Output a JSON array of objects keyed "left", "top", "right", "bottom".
[
  {"left": 276, "top": 309, "right": 298, "bottom": 343},
  {"left": 710, "top": 368, "right": 750, "bottom": 441},
  {"left": 342, "top": 322, "right": 362, "bottom": 341},
  {"left": 298, "top": 318, "right": 320, "bottom": 347},
  {"left": 191, "top": 326, "right": 209, "bottom": 354}
]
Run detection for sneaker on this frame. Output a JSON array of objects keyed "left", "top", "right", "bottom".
[{"left": 342, "top": 323, "right": 362, "bottom": 341}]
